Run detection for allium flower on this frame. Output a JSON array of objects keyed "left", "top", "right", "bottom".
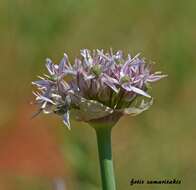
[
  {"left": 32, "top": 49, "right": 166, "bottom": 129},
  {"left": 32, "top": 49, "right": 166, "bottom": 190}
]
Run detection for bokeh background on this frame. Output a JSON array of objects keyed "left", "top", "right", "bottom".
[{"left": 0, "top": 0, "right": 196, "bottom": 189}]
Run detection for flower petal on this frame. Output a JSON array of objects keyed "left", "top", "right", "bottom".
[
  {"left": 35, "top": 94, "right": 56, "bottom": 105},
  {"left": 147, "top": 74, "right": 168, "bottom": 82},
  {"left": 122, "top": 83, "right": 151, "bottom": 98},
  {"left": 32, "top": 80, "right": 52, "bottom": 88},
  {"left": 58, "top": 57, "right": 66, "bottom": 74},
  {"left": 102, "top": 74, "right": 119, "bottom": 93},
  {"left": 63, "top": 111, "right": 71, "bottom": 130},
  {"left": 45, "top": 58, "right": 55, "bottom": 75}
]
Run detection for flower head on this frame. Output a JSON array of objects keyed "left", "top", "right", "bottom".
[{"left": 32, "top": 49, "right": 166, "bottom": 129}]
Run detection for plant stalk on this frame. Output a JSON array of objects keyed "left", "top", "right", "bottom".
[{"left": 95, "top": 127, "right": 116, "bottom": 190}]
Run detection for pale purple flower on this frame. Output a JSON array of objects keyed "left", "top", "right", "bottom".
[{"left": 32, "top": 49, "right": 167, "bottom": 129}]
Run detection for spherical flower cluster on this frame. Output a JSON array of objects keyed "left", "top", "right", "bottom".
[{"left": 32, "top": 49, "right": 166, "bottom": 129}]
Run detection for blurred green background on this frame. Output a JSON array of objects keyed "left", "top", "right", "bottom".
[{"left": 0, "top": 0, "right": 196, "bottom": 189}]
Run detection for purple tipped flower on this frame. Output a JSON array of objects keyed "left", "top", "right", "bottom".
[{"left": 32, "top": 49, "right": 166, "bottom": 129}]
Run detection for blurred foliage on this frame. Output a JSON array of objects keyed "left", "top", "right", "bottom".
[{"left": 0, "top": 0, "right": 196, "bottom": 189}]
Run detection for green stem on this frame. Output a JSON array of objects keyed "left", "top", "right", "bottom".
[{"left": 95, "top": 127, "right": 116, "bottom": 190}]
